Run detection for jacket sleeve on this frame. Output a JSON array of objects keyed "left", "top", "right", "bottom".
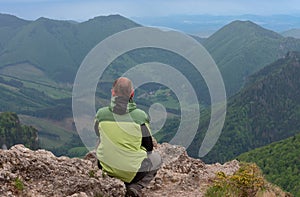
[
  {"left": 94, "top": 120, "right": 99, "bottom": 137},
  {"left": 141, "top": 123, "right": 153, "bottom": 152}
]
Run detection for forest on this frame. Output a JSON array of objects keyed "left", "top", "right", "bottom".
[
  {"left": 237, "top": 133, "right": 300, "bottom": 196},
  {"left": 0, "top": 112, "right": 39, "bottom": 150}
]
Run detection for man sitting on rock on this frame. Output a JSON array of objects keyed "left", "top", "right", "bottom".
[{"left": 94, "top": 77, "right": 162, "bottom": 197}]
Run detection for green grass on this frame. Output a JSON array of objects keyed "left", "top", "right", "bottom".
[
  {"left": 0, "top": 81, "right": 18, "bottom": 91},
  {"left": 14, "top": 177, "right": 24, "bottom": 191},
  {"left": 19, "top": 115, "right": 74, "bottom": 149},
  {"left": 0, "top": 63, "right": 71, "bottom": 99},
  {"left": 67, "top": 146, "right": 89, "bottom": 158}
]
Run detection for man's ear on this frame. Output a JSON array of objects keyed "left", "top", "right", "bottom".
[
  {"left": 130, "top": 89, "right": 134, "bottom": 98},
  {"left": 111, "top": 89, "right": 115, "bottom": 96}
]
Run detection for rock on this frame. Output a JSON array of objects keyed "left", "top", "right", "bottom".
[
  {"left": 142, "top": 143, "right": 239, "bottom": 197},
  {"left": 0, "top": 144, "right": 125, "bottom": 197},
  {"left": 0, "top": 143, "right": 290, "bottom": 197}
]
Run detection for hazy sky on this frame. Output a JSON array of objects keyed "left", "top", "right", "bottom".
[{"left": 1, "top": 0, "right": 300, "bottom": 21}]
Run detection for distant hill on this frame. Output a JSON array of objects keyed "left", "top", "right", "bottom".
[
  {"left": 0, "top": 13, "right": 140, "bottom": 116},
  {"left": 188, "top": 51, "right": 300, "bottom": 163},
  {"left": 0, "top": 14, "right": 140, "bottom": 82},
  {"left": 0, "top": 14, "right": 141, "bottom": 155},
  {"left": 133, "top": 14, "right": 300, "bottom": 37},
  {"left": 0, "top": 13, "right": 208, "bottom": 114},
  {"left": 203, "top": 20, "right": 300, "bottom": 96},
  {"left": 0, "top": 13, "right": 30, "bottom": 51},
  {"left": 2, "top": 15, "right": 300, "bottom": 109},
  {"left": 237, "top": 132, "right": 300, "bottom": 196},
  {"left": 282, "top": 28, "right": 300, "bottom": 39},
  {"left": 0, "top": 13, "right": 29, "bottom": 27}
]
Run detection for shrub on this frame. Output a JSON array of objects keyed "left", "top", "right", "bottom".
[{"left": 205, "top": 163, "right": 265, "bottom": 197}]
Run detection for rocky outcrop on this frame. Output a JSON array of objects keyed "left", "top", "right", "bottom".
[
  {"left": 0, "top": 143, "right": 288, "bottom": 197},
  {"left": 143, "top": 143, "right": 240, "bottom": 197},
  {"left": 0, "top": 145, "right": 125, "bottom": 197}
]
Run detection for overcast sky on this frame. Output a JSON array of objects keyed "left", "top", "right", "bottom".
[{"left": 1, "top": 0, "right": 300, "bottom": 21}]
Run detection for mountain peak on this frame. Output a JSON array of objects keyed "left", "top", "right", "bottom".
[
  {"left": 201, "top": 19, "right": 296, "bottom": 96},
  {"left": 0, "top": 13, "right": 30, "bottom": 27},
  {"left": 228, "top": 20, "right": 270, "bottom": 32},
  {"left": 230, "top": 20, "right": 256, "bottom": 25},
  {"left": 84, "top": 14, "right": 136, "bottom": 24},
  {"left": 35, "top": 16, "right": 66, "bottom": 24},
  {"left": 215, "top": 20, "right": 282, "bottom": 40},
  {"left": 95, "top": 14, "right": 126, "bottom": 19}
]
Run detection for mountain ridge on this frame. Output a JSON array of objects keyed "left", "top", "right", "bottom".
[
  {"left": 203, "top": 20, "right": 300, "bottom": 96},
  {"left": 0, "top": 13, "right": 30, "bottom": 28},
  {"left": 189, "top": 51, "right": 300, "bottom": 164},
  {"left": 0, "top": 14, "right": 140, "bottom": 82},
  {"left": 0, "top": 13, "right": 30, "bottom": 52}
]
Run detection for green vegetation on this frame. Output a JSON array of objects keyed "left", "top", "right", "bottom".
[
  {"left": 0, "top": 14, "right": 140, "bottom": 83},
  {"left": 19, "top": 115, "right": 73, "bottom": 148},
  {"left": 237, "top": 133, "right": 300, "bottom": 196},
  {"left": 187, "top": 52, "right": 300, "bottom": 164},
  {"left": 203, "top": 20, "right": 300, "bottom": 96},
  {"left": 6, "top": 16, "right": 298, "bottom": 115},
  {"left": 0, "top": 63, "right": 71, "bottom": 99},
  {"left": 0, "top": 73, "right": 71, "bottom": 114},
  {"left": 0, "top": 112, "right": 39, "bottom": 150},
  {"left": 154, "top": 117, "right": 180, "bottom": 142},
  {"left": 88, "top": 170, "right": 96, "bottom": 178},
  {"left": 0, "top": 14, "right": 29, "bottom": 51},
  {"left": 67, "top": 146, "right": 89, "bottom": 158},
  {"left": 0, "top": 14, "right": 146, "bottom": 131},
  {"left": 1, "top": 15, "right": 298, "bottom": 112},
  {"left": 14, "top": 177, "right": 24, "bottom": 191},
  {"left": 205, "top": 163, "right": 266, "bottom": 197},
  {"left": 19, "top": 115, "right": 87, "bottom": 157},
  {"left": 51, "top": 134, "right": 87, "bottom": 157},
  {"left": 0, "top": 14, "right": 147, "bottom": 158},
  {"left": 0, "top": 111, "right": 86, "bottom": 158}
]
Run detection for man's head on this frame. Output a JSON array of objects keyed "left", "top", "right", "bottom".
[{"left": 112, "top": 77, "right": 134, "bottom": 98}]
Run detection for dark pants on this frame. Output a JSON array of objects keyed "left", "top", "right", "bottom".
[
  {"left": 126, "top": 152, "right": 161, "bottom": 189},
  {"left": 98, "top": 152, "right": 162, "bottom": 189}
]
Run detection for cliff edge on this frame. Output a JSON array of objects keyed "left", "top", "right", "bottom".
[{"left": 0, "top": 143, "right": 289, "bottom": 197}]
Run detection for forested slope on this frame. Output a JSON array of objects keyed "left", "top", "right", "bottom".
[
  {"left": 187, "top": 51, "right": 300, "bottom": 164},
  {"left": 237, "top": 132, "right": 300, "bottom": 196},
  {"left": 0, "top": 112, "right": 38, "bottom": 149}
]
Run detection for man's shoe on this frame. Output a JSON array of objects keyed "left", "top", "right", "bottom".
[{"left": 125, "top": 186, "right": 142, "bottom": 197}]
